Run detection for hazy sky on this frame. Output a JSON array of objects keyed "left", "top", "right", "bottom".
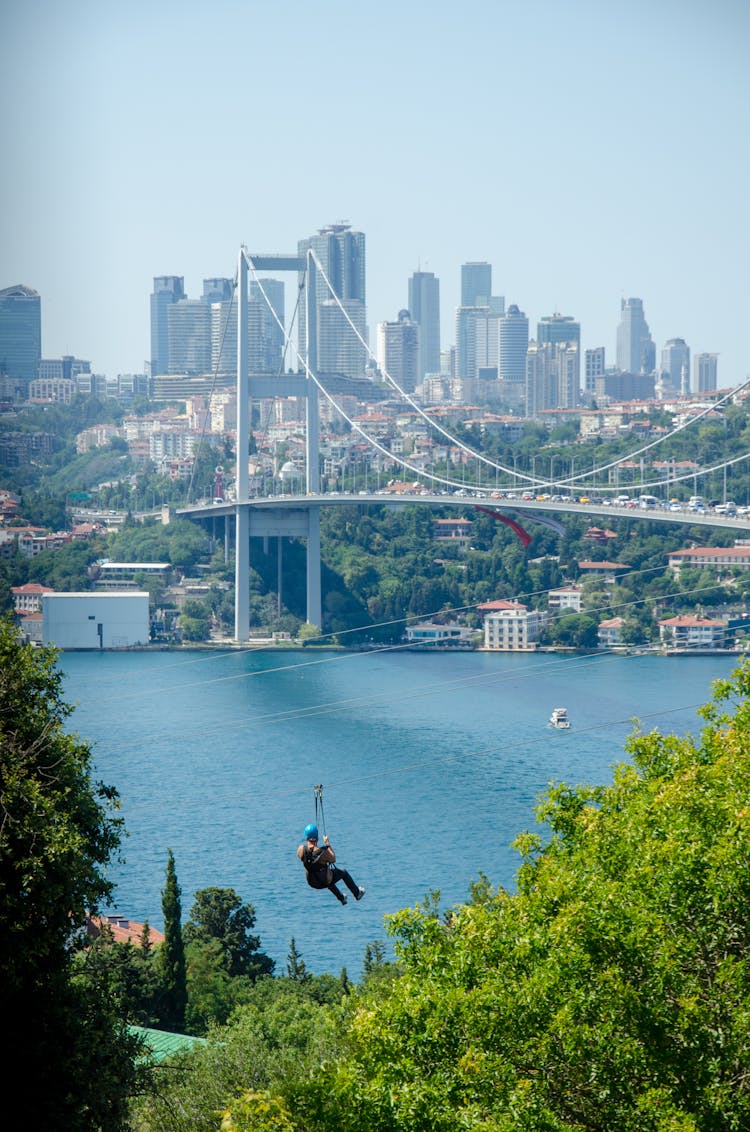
[{"left": 2, "top": 0, "right": 749, "bottom": 384}]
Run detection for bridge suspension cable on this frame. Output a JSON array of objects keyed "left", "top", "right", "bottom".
[
  {"left": 242, "top": 248, "right": 750, "bottom": 497},
  {"left": 306, "top": 249, "right": 750, "bottom": 490}
]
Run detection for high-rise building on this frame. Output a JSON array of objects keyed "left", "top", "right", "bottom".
[
  {"left": 298, "top": 223, "right": 367, "bottom": 377},
  {"left": 210, "top": 279, "right": 285, "bottom": 376},
  {"left": 525, "top": 340, "right": 580, "bottom": 416},
  {"left": 461, "top": 261, "right": 492, "bottom": 307},
  {"left": 537, "top": 313, "right": 580, "bottom": 397},
  {"left": 318, "top": 299, "right": 368, "bottom": 378},
  {"left": 377, "top": 310, "right": 420, "bottom": 393},
  {"left": 150, "top": 276, "right": 185, "bottom": 376},
  {"left": 456, "top": 303, "right": 506, "bottom": 380},
  {"left": 694, "top": 352, "right": 718, "bottom": 393},
  {"left": 525, "top": 341, "right": 556, "bottom": 417},
  {"left": 584, "top": 347, "right": 606, "bottom": 398},
  {"left": 202, "top": 277, "right": 233, "bottom": 303},
  {"left": 455, "top": 307, "right": 480, "bottom": 379},
  {"left": 0, "top": 285, "right": 41, "bottom": 381},
  {"left": 537, "top": 313, "right": 580, "bottom": 349},
  {"left": 660, "top": 338, "right": 691, "bottom": 395},
  {"left": 616, "top": 297, "right": 655, "bottom": 374},
  {"left": 407, "top": 270, "right": 440, "bottom": 379},
  {"left": 248, "top": 279, "right": 285, "bottom": 374},
  {"left": 556, "top": 343, "right": 580, "bottom": 409},
  {"left": 167, "top": 300, "right": 211, "bottom": 375},
  {"left": 498, "top": 304, "right": 529, "bottom": 386}
]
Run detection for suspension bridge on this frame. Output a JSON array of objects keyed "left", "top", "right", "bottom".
[{"left": 178, "top": 246, "right": 750, "bottom": 640}]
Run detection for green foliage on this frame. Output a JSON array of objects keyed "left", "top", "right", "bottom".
[
  {"left": 129, "top": 974, "right": 347, "bottom": 1131},
  {"left": 301, "top": 662, "right": 750, "bottom": 1130},
  {"left": 184, "top": 887, "right": 274, "bottom": 980},
  {"left": 75, "top": 927, "right": 165, "bottom": 1029},
  {"left": 0, "top": 616, "right": 146, "bottom": 1128},
  {"left": 286, "top": 936, "right": 310, "bottom": 982},
  {"left": 28, "top": 535, "right": 106, "bottom": 590},
  {"left": 110, "top": 517, "right": 210, "bottom": 570},
  {"left": 159, "top": 850, "right": 187, "bottom": 1032},
  {"left": 220, "top": 1090, "right": 296, "bottom": 1132},
  {"left": 546, "top": 611, "right": 599, "bottom": 648}
]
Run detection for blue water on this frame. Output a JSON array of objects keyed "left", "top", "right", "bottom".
[{"left": 59, "top": 647, "right": 738, "bottom": 979}]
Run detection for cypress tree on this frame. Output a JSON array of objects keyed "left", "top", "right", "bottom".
[
  {"left": 286, "top": 936, "right": 309, "bottom": 981},
  {"left": 159, "top": 849, "right": 187, "bottom": 1031}
]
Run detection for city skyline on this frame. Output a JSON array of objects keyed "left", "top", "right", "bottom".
[{"left": 2, "top": 1, "right": 748, "bottom": 384}]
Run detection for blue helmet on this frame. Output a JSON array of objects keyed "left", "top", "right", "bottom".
[{"left": 303, "top": 823, "right": 319, "bottom": 841}]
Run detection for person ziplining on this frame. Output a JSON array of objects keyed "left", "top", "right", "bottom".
[{"left": 297, "top": 785, "right": 365, "bottom": 906}]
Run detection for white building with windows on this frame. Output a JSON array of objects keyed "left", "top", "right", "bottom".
[
  {"left": 482, "top": 600, "right": 548, "bottom": 651},
  {"left": 548, "top": 586, "right": 583, "bottom": 613},
  {"left": 405, "top": 622, "right": 474, "bottom": 647}
]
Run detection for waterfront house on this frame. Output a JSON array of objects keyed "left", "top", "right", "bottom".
[
  {"left": 482, "top": 601, "right": 548, "bottom": 651},
  {"left": 598, "top": 616, "right": 624, "bottom": 647},
  {"left": 658, "top": 614, "right": 728, "bottom": 650}
]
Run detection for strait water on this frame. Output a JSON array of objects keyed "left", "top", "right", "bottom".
[{"left": 59, "top": 647, "right": 739, "bottom": 980}]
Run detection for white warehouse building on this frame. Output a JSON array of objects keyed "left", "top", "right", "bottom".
[{"left": 42, "top": 592, "right": 150, "bottom": 650}]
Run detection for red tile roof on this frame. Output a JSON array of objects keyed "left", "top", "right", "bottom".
[{"left": 87, "top": 915, "right": 165, "bottom": 946}]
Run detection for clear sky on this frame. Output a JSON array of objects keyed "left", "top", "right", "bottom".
[{"left": 2, "top": 0, "right": 749, "bottom": 385}]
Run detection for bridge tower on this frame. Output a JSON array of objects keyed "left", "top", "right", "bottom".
[{"left": 234, "top": 248, "right": 322, "bottom": 641}]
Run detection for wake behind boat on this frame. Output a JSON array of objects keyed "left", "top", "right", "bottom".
[{"left": 550, "top": 707, "right": 570, "bottom": 729}]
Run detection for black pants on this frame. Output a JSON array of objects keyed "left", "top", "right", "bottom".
[{"left": 328, "top": 866, "right": 360, "bottom": 903}]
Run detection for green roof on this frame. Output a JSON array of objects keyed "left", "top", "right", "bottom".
[{"left": 129, "top": 1025, "right": 206, "bottom": 1062}]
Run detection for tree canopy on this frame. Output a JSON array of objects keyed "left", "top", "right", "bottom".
[{"left": 0, "top": 617, "right": 145, "bottom": 1128}]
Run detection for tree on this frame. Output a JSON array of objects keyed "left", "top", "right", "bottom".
[
  {"left": 547, "top": 611, "right": 599, "bottom": 648},
  {"left": 184, "top": 886, "right": 274, "bottom": 980},
  {"left": 0, "top": 617, "right": 145, "bottom": 1128},
  {"left": 286, "top": 937, "right": 310, "bottom": 982},
  {"left": 159, "top": 849, "right": 187, "bottom": 1032},
  {"left": 308, "top": 662, "right": 750, "bottom": 1130}
]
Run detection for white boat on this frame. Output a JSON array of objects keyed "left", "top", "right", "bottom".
[{"left": 549, "top": 707, "right": 570, "bottom": 729}]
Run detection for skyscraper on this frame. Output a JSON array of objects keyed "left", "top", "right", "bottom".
[
  {"left": 498, "top": 304, "right": 529, "bottom": 386},
  {"left": 150, "top": 276, "right": 185, "bottom": 376},
  {"left": 694, "top": 352, "right": 718, "bottom": 393},
  {"left": 525, "top": 340, "right": 580, "bottom": 416},
  {"left": 0, "top": 285, "right": 41, "bottom": 381},
  {"left": 616, "top": 297, "right": 655, "bottom": 374},
  {"left": 317, "top": 299, "right": 368, "bottom": 378},
  {"left": 537, "top": 313, "right": 580, "bottom": 349},
  {"left": 407, "top": 270, "right": 440, "bottom": 379},
  {"left": 167, "top": 300, "right": 212, "bottom": 375},
  {"left": 660, "top": 338, "right": 690, "bottom": 395},
  {"left": 210, "top": 279, "right": 285, "bottom": 376},
  {"left": 525, "top": 341, "right": 557, "bottom": 417},
  {"left": 248, "top": 279, "right": 285, "bottom": 373},
  {"left": 584, "top": 347, "right": 606, "bottom": 398},
  {"left": 454, "top": 305, "right": 507, "bottom": 382},
  {"left": 298, "top": 223, "right": 367, "bottom": 378},
  {"left": 537, "top": 313, "right": 581, "bottom": 399},
  {"left": 377, "top": 310, "right": 420, "bottom": 393},
  {"left": 461, "top": 261, "right": 492, "bottom": 307},
  {"left": 202, "top": 277, "right": 233, "bottom": 303}
]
